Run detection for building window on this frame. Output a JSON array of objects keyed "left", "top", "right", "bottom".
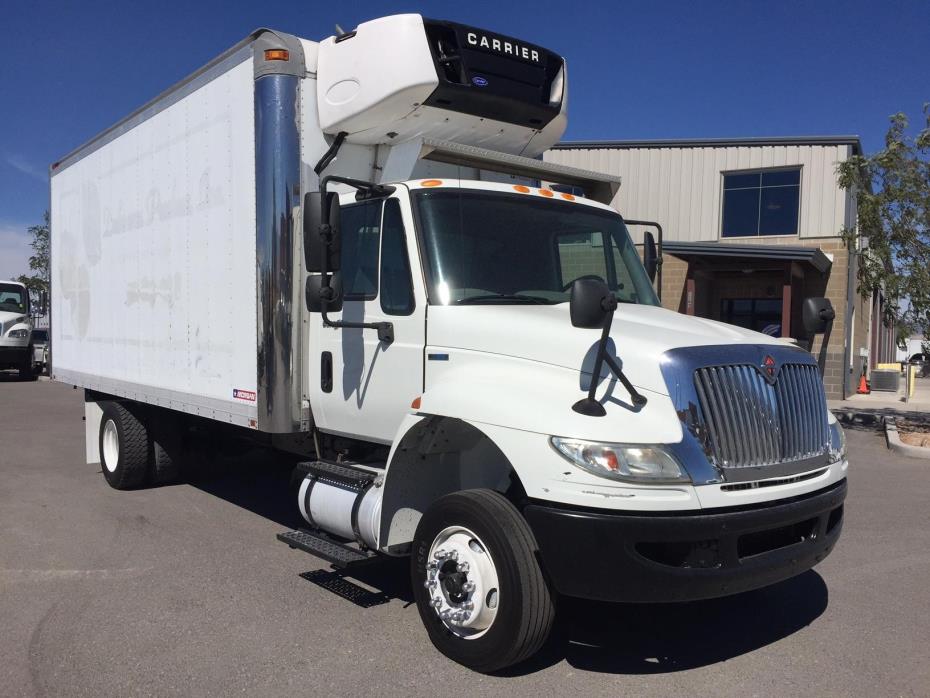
[
  {"left": 721, "top": 168, "right": 800, "bottom": 238},
  {"left": 720, "top": 298, "right": 783, "bottom": 336}
]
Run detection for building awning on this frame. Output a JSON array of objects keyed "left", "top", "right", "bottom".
[{"left": 662, "top": 241, "right": 833, "bottom": 274}]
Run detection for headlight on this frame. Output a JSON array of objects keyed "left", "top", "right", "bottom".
[
  {"left": 550, "top": 437, "right": 690, "bottom": 484},
  {"left": 8, "top": 329, "right": 29, "bottom": 338},
  {"left": 829, "top": 421, "right": 847, "bottom": 463}
]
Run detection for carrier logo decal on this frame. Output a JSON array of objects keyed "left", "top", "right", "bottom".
[
  {"left": 471, "top": 75, "right": 489, "bottom": 87},
  {"left": 465, "top": 32, "right": 541, "bottom": 63},
  {"left": 233, "top": 388, "right": 257, "bottom": 402}
]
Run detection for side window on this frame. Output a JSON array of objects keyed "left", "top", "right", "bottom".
[
  {"left": 340, "top": 201, "right": 382, "bottom": 300},
  {"left": 556, "top": 231, "right": 608, "bottom": 287},
  {"left": 380, "top": 199, "right": 415, "bottom": 315}
]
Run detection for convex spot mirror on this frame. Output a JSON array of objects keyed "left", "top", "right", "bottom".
[
  {"left": 570, "top": 278, "right": 617, "bottom": 329},
  {"left": 304, "top": 191, "right": 342, "bottom": 273},
  {"left": 306, "top": 272, "right": 344, "bottom": 313},
  {"left": 802, "top": 297, "right": 835, "bottom": 336},
  {"left": 643, "top": 231, "right": 658, "bottom": 283}
]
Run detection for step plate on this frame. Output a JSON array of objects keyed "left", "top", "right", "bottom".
[
  {"left": 300, "top": 460, "right": 377, "bottom": 492},
  {"left": 277, "top": 529, "right": 376, "bottom": 567}
]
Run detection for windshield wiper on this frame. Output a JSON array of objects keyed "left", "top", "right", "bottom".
[{"left": 455, "top": 294, "right": 553, "bottom": 305}]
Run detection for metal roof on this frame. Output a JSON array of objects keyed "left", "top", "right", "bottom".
[
  {"left": 662, "top": 241, "right": 833, "bottom": 273},
  {"left": 553, "top": 135, "right": 862, "bottom": 155}
]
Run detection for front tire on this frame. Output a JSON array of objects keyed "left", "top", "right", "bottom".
[
  {"left": 99, "top": 401, "right": 151, "bottom": 489},
  {"left": 411, "top": 489, "right": 554, "bottom": 673},
  {"left": 18, "top": 347, "right": 36, "bottom": 381}
]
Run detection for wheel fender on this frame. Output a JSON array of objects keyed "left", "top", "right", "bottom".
[{"left": 378, "top": 414, "right": 525, "bottom": 552}]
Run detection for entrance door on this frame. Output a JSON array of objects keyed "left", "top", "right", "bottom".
[{"left": 309, "top": 191, "right": 426, "bottom": 443}]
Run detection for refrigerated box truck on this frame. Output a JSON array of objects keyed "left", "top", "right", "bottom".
[{"left": 50, "top": 14, "right": 848, "bottom": 672}]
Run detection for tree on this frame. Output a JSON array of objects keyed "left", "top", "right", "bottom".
[
  {"left": 16, "top": 211, "right": 50, "bottom": 302},
  {"left": 837, "top": 106, "right": 930, "bottom": 350}
]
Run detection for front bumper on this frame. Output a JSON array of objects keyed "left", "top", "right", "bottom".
[
  {"left": 524, "top": 479, "right": 846, "bottom": 603},
  {"left": 0, "top": 344, "right": 30, "bottom": 365}
]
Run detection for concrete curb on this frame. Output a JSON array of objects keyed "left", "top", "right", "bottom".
[{"left": 884, "top": 417, "right": 930, "bottom": 460}]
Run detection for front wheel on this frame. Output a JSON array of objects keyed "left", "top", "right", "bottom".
[
  {"left": 411, "top": 489, "right": 554, "bottom": 673},
  {"left": 18, "top": 347, "right": 36, "bottom": 381}
]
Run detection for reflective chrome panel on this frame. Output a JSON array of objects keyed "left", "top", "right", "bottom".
[{"left": 255, "top": 73, "right": 302, "bottom": 432}]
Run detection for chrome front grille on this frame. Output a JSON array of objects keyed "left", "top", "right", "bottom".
[{"left": 693, "top": 363, "right": 829, "bottom": 468}]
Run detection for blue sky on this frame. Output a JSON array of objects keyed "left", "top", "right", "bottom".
[{"left": 1, "top": 0, "right": 928, "bottom": 278}]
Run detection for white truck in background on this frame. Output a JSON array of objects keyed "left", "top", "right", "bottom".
[
  {"left": 50, "top": 14, "right": 847, "bottom": 672},
  {"left": 0, "top": 280, "right": 40, "bottom": 380}
]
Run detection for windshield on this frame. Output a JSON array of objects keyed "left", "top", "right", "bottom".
[
  {"left": 414, "top": 190, "right": 659, "bottom": 306},
  {"left": 0, "top": 283, "right": 27, "bottom": 313}
]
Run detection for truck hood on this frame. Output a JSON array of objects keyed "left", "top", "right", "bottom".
[
  {"left": 426, "top": 303, "right": 791, "bottom": 396},
  {"left": 0, "top": 310, "right": 29, "bottom": 329}
]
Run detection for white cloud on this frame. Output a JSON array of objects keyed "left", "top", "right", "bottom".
[
  {"left": 0, "top": 224, "right": 33, "bottom": 281},
  {"left": 5, "top": 154, "right": 48, "bottom": 182}
]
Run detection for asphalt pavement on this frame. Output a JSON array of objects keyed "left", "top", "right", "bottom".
[{"left": 1, "top": 375, "right": 929, "bottom": 696}]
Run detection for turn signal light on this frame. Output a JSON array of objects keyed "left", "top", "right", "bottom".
[
  {"left": 264, "top": 49, "right": 290, "bottom": 61},
  {"left": 411, "top": 396, "right": 422, "bottom": 409}
]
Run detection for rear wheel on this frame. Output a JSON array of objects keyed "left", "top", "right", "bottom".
[
  {"left": 411, "top": 489, "right": 554, "bottom": 673},
  {"left": 99, "top": 402, "right": 151, "bottom": 489}
]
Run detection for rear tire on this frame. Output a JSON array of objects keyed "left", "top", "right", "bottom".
[
  {"left": 411, "top": 489, "right": 554, "bottom": 673},
  {"left": 99, "top": 401, "right": 151, "bottom": 489}
]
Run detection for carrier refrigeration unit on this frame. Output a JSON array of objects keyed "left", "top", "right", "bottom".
[{"left": 50, "top": 14, "right": 847, "bottom": 672}]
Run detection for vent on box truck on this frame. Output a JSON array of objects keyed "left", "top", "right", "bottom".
[{"left": 421, "top": 19, "right": 565, "bottom": 129}]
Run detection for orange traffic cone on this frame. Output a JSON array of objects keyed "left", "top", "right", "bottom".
[{"left": 856, "top": 373, "right": 870, "bottom": 394}]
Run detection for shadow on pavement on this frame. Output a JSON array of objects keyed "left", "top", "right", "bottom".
[{"left": 504, "top": 570, "right": 829, "bottom": 676}]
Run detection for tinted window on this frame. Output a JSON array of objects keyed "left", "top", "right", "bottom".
[
  {"left": 341, "top": 201, "right": 381, "bottom": 300},
  {"left": 722, "top": 168, "right": 800, "bottom": 238},
  {"left": 380, "top": 200, "right": 414, "bottom": 315},
  {"left": 0, "top": 283, "right": 26, "bottom": 312}
]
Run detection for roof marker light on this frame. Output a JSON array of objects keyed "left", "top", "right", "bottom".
[
  {"left": 539, "top": 189, "right": 554, "bottom": 197},
  {"left": 264, "top": 49, "right": 290, "bottom": 61},
  {"left": 513, "top": 185, "right": 530, "bottom": 193},
  {"left": 560, "top": 192, "right": 576, "bottom": 201},
  {"left": 421, "top": 179, "right": 443, "bottom": 187}
]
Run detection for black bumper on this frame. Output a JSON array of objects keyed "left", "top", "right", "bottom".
[
  {"left": 524, "top": 479, "right": 846, "bottom": 603},
  {"left": 0, "top": 346, "right": 29, "bottom": 365}
]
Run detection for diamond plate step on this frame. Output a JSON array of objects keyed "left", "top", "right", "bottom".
[{"left": 277, "top": 528, "right": 377, "bottom": 568}]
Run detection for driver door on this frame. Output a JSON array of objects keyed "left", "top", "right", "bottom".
[{"left": 308, "top": 191, "right": 427, "bottom": 443}]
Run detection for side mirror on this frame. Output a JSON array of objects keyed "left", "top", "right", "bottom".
[
  {"left": 802, "top": 297, "right": 835, "bottom": 335},
  {"left": 306, "top": 273, "right": 344, "bottom": 313},
  {"left": 570, "top": 278, "right": 617, "bottom": 329},
  {"left": 304, "top": 192, "right": 342, "bottom": 273},
  {"left": 643, "top": 231, "right": 658, "bottom": 283}
]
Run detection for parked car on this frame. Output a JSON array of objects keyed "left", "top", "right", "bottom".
[{"left": 907, "top": 352, "right": 929, "bottom": 378}]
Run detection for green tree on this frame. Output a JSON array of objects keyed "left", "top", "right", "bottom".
[
  {"left": 838, "top": 106, "right": 930, "bottom": 350},
  {"left": 16, "top": 211, "right": 50, "bottom": 300}
]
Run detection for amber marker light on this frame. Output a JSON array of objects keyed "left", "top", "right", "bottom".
[
  {"left": 538, "top": 188, "right": 554, "bottom": 197},
  {"left": 513, "top": 185, "right": 531, "bottom": 193},
  {"left": 560, "top": 192, "right": 576, "bottom": 201},
  {"left": 264, "top": 49, "right": 289, "bottom": 61},
  {"left": 421, "top": 179, "right": 443, "bottom": 187},
  {"left": 411, "top": 396, "right": 422, "bottom": 409}
]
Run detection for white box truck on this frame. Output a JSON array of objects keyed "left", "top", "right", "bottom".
[{"left": 50, "top": 14, "right": 848, "bottom": 672}]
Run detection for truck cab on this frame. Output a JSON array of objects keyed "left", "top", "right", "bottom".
[{"left": 0, "top": 280, "right": 36, "bottom": 380}]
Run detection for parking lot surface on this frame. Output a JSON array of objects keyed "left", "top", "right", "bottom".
[{"left": 2, "top": 376, "right": 929, "bottom": 696}]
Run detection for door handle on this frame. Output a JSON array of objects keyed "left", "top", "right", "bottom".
[{"left": 321, "top": 351, "right": 333, "bottom": 393}]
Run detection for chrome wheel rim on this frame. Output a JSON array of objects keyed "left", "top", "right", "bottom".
[
  {"left": 102, "top": 419, "right": 119, "bottom": 473},
  {"left": 425, "top": 525, "right": 500, "bottom": 639}
]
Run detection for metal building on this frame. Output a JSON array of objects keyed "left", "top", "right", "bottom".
[{"left": 545, "top": 136, "right": 897, "bottom": 399}]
